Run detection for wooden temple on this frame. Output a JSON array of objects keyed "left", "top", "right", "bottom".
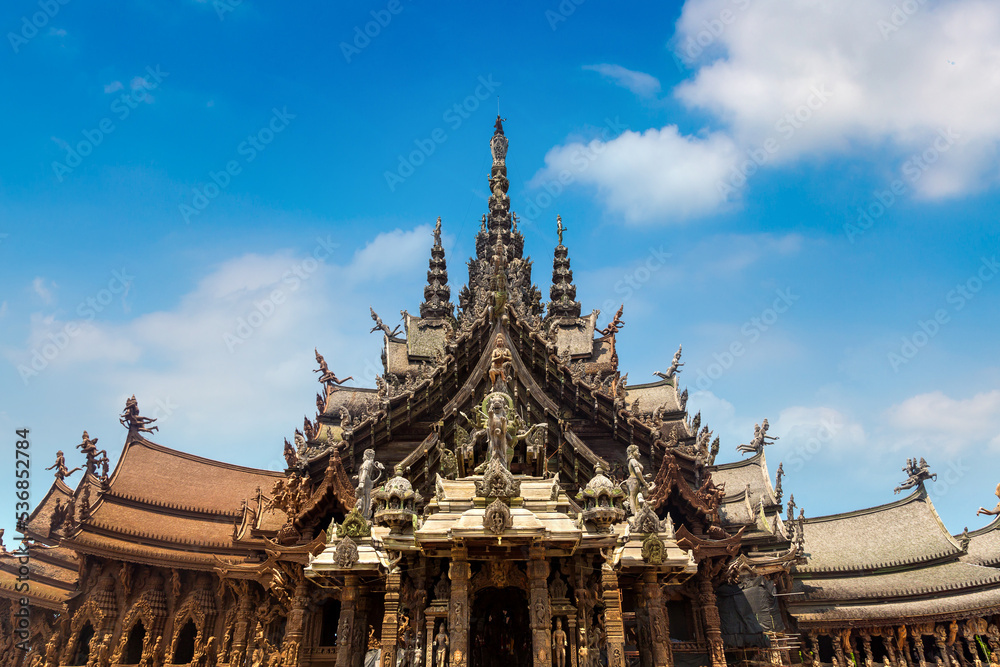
[{"left": 2, "top": 118, "right": 999, "bottom": 667}]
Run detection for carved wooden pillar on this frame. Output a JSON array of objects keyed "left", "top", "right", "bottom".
[
  {"left": 697, "top": 563, "right": 726, "bottom": 667},
  {"left": 448, "top": 546, "right": 470, "bottom": 667},
  {"left": 913, "top": 631, "right": 927, "bottom": 667},
  {"left": 833, "top": 631, "right": 847, "bottom": 667},
  {"left": 805, "top": 632, "right": 819, "bottom": 666},
  {"left": 860, "top": 633, "right": 873, "bottom": 667},
  {"left": 528, "top": 546, "right": 552, "bottom": 667},
  {"left": 230, "top": 589, "right": 255, "bottom": 667},
  {"left": 425, "top": 617, "right": 435, "bottom": 667},
  {"left": 336, "top": 575, "right": 360, "bottom": 667},
  {"left": 412, "top": 559, "right": 428, "bottom": 667},
  {"left": 574, "top": 574, "right": 595, "bottom": 667},
  {"left": 567, "top": 615, "right": 579, "bottom": 667},
  {"left": 601, "top": 565, "right": 626, "bottom": 667},
  {"left": 642, "top": 571, "right": 672, "bottom": 667},
  {"left": 281, "top": 579, "right": 310, "bottom": 667},
  {"left": 380, "top": 571, "right": 402, "bottom": 667}
]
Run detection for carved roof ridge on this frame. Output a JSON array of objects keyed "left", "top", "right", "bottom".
[
  {"left": 120, "top": 435, "right": 287, "bottom": 478},
  {"left": 711, "top": 450, "right": 765, "bottom": 471},
  {"left": 801, "top": 486, "right": 928, "bottom": 523},
  {"left": 79, "top": 519, "right": 239, "bottom": 550},
  {"left": 963, "top": 513, "right": 1000, "bottom": 537}
]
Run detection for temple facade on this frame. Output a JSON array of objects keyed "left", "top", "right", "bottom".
[{"left": 2, "top": 118, "right": 999, "bottom": 667}]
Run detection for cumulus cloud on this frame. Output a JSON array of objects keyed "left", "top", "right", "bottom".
[
  {"left": 4, "top": 225, "right": 436, "bottom": 466},
  {"left": 886, "top": 390, "right": 1000, "bottom": 453},
  {"left": 538, "top": 0, "right": 1000, "bottom": 223},
  {"left": 533, "top": 126, "right": 739, "bottom": 223},
  {"left": 32, "top": 277, "right": 54, "bottom": 304},
  {"left": 583, "top": 64, "right": 661, "bottom": 97}
]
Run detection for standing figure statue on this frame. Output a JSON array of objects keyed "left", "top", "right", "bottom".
[
  {"left": 486, "top": 394, "right": 510, "bottom": 467},
  {"left": 552, "top": 618, "right": 568, "bottom": 667},
  {"left": 46, "top": 450, "right": 82, "bottom": 481},
  {"left": 556, "top": 215, "right": 567, "bottom": 246},
  {"left": 597, "top": 305, "right": 625, "bottom": 365},
  {"left": 77, "top": 431, "right": 107, "bottom": 475},
  {"left": 354, "top": 449, "right": 384, "bottom": 519},
  {"left": 623, "top": 445, "right": 652, "bottom": 516},
  {"left": 434, "top": 622, "right": 449, "bottom": 667},
  {"left": 488, "top": 334, "right": 512, "bottom": 389}
]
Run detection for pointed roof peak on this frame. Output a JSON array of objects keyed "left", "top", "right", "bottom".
[{"left": 420, "top": 217, "right": 453, "bottom": 320}]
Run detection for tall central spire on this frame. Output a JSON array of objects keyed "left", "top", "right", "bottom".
[{"left": 458, "top": 118, "right": 542, "bottom": 323}]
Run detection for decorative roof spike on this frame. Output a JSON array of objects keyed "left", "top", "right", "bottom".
[
  {"left": 775, "top": 462, "right": 784, "bottom": 504},
  {"left": 547, "top": 215, "right": 581, "bottom": 319},
  {"left": 894, "top": 456, "right": 937, "bottom": 494},
  {"left": 419, "top": 217, "right": 454, "bottom": 320}
]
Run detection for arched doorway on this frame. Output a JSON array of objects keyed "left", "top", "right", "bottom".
[
  {"left": 173, "top": 619, "right": 197, "bottom": 664},
  {"left": 124, "top": 621, "right": 146, "bottom": 664},
  {"left": 470, "top": 587, "right": 531, "bottom": 667}
]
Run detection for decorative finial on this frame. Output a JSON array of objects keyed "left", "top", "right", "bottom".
[
  {"left": 120, "top": 396, "right": 159, "bottom": 435},
  {"left": 977, "top": 482, "right": 1000, "bottom": 516},
  {"left": 556, "top": 215, "right": 566, "bottom": 246},
  {"left": 894, "top": 456, "right": 937, "bottom": 494},
  {"left": 494, "top": 114, "right": 506, "bottom": 135}
]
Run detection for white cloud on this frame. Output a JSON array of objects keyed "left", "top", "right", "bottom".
[
  {"left": 886, "top": 390, "right": 1000, "bottom": 453},
  {"left": 104, "top": 81, "right": 123, "bottom": 94},
  {"left": 4, "top": 226, "right": 436, "bottom": 464},
  {"left": 540, "top": 0, "right": 1000, "bottom": 223},
  {"left": 533, "top": 126, "right": 739, "bottom": 223},
  {"left": 32, "top": 277, "right": 54, "bottom": 304},
  {"left": 583, "top": 64, "right": 661, "bottom": 97}
]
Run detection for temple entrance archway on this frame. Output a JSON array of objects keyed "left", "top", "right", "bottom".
[{"left": 470, "top": 586, "right": 532, "bottom": 667}]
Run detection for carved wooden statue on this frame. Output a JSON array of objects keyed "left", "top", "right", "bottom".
[
  {"left": 552, "top": 618, "right": 568, "bottom": 667},
  {"left": 488, "top": 334, "right": 512, "bottom": 389},
  {"left": 120, "top": 395, "right": 159, "bottom": 434},
  {"left": 434, "top": 623, "right": 449, "bottom": 667},
  {"left": 314, "top": 348, "right": 353, "bottom": 389},
  {"left": 46, "top": 450, "right": 81, "bottom": 481}
]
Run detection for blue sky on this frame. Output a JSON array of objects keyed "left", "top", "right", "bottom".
[{"left": 2, "top": 0, "right": 999, "bottom": 542}]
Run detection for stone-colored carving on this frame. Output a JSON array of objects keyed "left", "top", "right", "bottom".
[
  {"left": 373, "top": 465, "right": 422, "bottom": 532},
  {"left": 46, "top": 450, "right": 82, "bottom": 481},
  {"left": 631, "top": 494, "right": 661, "bottom": 534},
  {"left": 577, "top": 464, "right": 626, "bottom": 531},
  {"left": 354, "top": 448, "right": 385, "bottom": 519},
  {"left": 654, "top": 344, "right": 684, "bottom": 380},
  {"left": 737, "top": 418, "right": 778, "bottom": 456},
  {"left": 977, "top": 482, "right": 1000, "bottom": 516},
  {"left": 895, "top": 457, "right": 937, "bottom": 494},
  {"left": 623, "top": 444, "right": 653, "bottom": 516},
  {"left": 333, "top": 536, "right": 359, "bottom": 568},
  {"left": 120, "top": 395, "right": 159, "bottom": 434},
  {"left": 370, "top": 306, "right": 402, "bottom": 338}
]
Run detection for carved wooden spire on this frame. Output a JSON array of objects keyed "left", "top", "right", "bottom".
[
  {"left": 420, "top": 217, "right": 453, "bottom": 319},
  {"left": 547, "top": 215, "right": 581, "bottom": 319}
]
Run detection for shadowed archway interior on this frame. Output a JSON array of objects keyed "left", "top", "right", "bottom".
[{"left": 470, "top": 586, "right": 532, "bottom": 667}]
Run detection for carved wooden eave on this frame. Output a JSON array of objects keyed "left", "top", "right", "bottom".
[
  {"left": 287, "top": 450, "right": 356, "bottom": 542},
  {"left": 675, "top": 524, "right": 744, "bottom": 560},
  {"left": 727, "top": 547, "right": 804, "bottom": 580},
  {"left": 647, "top": 453, "right": 722, "bottom": 527}
]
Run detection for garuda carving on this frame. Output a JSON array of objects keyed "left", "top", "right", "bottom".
[
  {"left": 736, "top": 418, "right": 778, "bottom": 456},
  {"left": 120, "top": 395, "right": 158, "bottom": 434},
  {"left": 978, "top": 482, "right": 1000, "bottom": 516},
  {"left": 895, "top": 457, "right": 936, "bottom": 494}
]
